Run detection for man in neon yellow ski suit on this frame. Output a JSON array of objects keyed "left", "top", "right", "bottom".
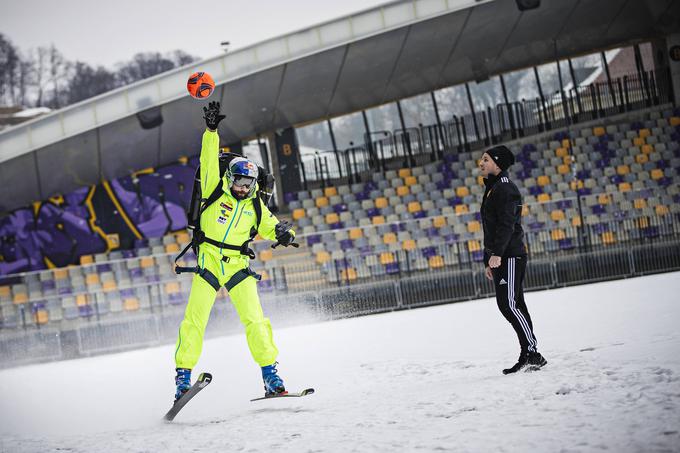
[{"left": 173, "top": 101, "right": 294, "bottom": 401}]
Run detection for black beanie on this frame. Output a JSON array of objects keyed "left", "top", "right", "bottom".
[{"left": 487, "top": 145, "right": 515, "bottom": 171}]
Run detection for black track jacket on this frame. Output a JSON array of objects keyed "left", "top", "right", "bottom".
[{"left": 481, "top": 171, "right": 527, "bottom": 266}]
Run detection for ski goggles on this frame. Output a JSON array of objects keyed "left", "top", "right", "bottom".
[{"left": 232, "top": 175, "right": 256, "bottom": 188}]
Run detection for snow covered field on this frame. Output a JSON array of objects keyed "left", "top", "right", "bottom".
[{"left": 1, "top": 272, "right": 679, "bottom": 453}]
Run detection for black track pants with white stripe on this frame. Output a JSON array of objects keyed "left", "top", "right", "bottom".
[{"left": 492, "top": 256, "right": 538, "bottom": 353}]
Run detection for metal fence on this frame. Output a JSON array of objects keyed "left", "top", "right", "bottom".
[{"left": 301, "top": 68, "right": 673, "bottom": 186}]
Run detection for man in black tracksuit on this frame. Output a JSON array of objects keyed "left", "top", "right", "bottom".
[{"left": 479, "top": 145, "right": 547, "bottom": 374}]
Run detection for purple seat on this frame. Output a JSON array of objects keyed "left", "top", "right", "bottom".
[
  {"left": 359, "top": 246, "right": 374, "bottom": 257},
  {"left": 473, "top": 212, "right": 482, "bottom": 221},
  {"left": 366, "top": 207, "right": 380, "bottom": 218},
  {"left": 610, "top": 174, "right": 624, "bottom": 184},
  {"left": 444, "top": 234, "right": 459, "bottom": 244},
  {"left": 658, "top": 177, "right": 672, "bottom": 187},
  {"left": 412, "top": 211, "right": 426, "bottom": 219},
  {"left": 330, "top": 222, "right": 344, "bottom": 230},
  {"left": 656, "top": 160, "right": 669, "bottom": 169},
  {"left": 576, "top": 170, "right": 591, "bottom": 180},
  {"left": 41, "top": 280, "right": 56, "bottom": 291},
  {"left": 120, "top": 288, "right": 135, "bottom": 298},
  {"left": 146, "top": 274, "right": 160, "bottom": 283},
  {"left": 129, "top": 267, "right": 143, "bottom": 279},
  {"left": 595, "top": 158, "right": 609, "bottom": 169},
  {"left": 448, "top": 197, "right": 463, "bottom": 207},
  {"left": 529, "top": 186, "right": 543, "bottom": 196},
  {"left": 306, "top": 234, "right": 322, "bottom": 246},
  {"left": 630, "top": 121, "right": 643, "bottom": 130},
  {"left": 472, "top": 250, "right": 485, "bottom": 262},
  {"left": 333, "top": 203, "right": 348, "bottom": 213},
  {"left": 613, "top": 210, "right": 627, "bottom": 219},
  {"left": 58, "top": 287, "right": 72, "bottom": 295},
  {"left": 96, "top": 263, "right": 112, "bottom": 273},
  {"left": 444, "top": 153, "right": 459, "bottom": 163},
  {"left": 78, "top": 305, "right": 94, "bottom": 317},
  {"left": 283, "top": 192, "right": 297, "bottom": 203},
  {"left": 577, "top": 188, "right": 592, "bottom": 196},
  {"left": 355, "top": 192, "right": 368, "bottom": 201},
  {"left": 643, "top": 226, "right": 659, "bottom": 238},
  {"left": 122, "top": 249, "right": 136, "bottom": 259},
  {"left": 558, "top": 238, "right": 574, "bottom": 250},
  {"left": 436, "top": 180, "right": 449, "bottom": 191},
  {"left": 529, "top": 222, "right": 545, "bottom": 231},
  {"left": 385, "top": 262, "right": 400, "bottom": 274},
  {"left": 421, "top": 247, "right": 437, "bottom": 258},
  {"left": 365, "top": 181, "right": 377, "bottom": 191},
  {"left": 437, "top": 162, "right": 450, "bottom": 173},
  {"left": 592, "top": 223, "right": 608, "bottom": 234},
  {"left": 522, "top": 144, "right": 537, "bottom": 152},
  {"left": 339, "top": 239, "right": 354, "bottom": 251},
  {"left": 591, "top": 205, "right": 607, "bottom": 215},
  {"left": 390, "top": 223, "right": 406, "bottom": 233},
  {"left": 556, "top": 200, "right": 573, "bottom": 210}
]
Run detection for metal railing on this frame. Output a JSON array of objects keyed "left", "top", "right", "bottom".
[{"left": 300, "top": 68, "right": 673, "bottom": 184}]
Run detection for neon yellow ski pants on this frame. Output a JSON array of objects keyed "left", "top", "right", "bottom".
[{"left": 174, "top": 252, "right": 278, "bottom": 369}]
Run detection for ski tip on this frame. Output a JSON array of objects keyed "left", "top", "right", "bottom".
[
  {"left": 197, "top": 372, "right": 213, "bottom": 383},
  {"left": 301, "top": 388, "right": 315, "bottom": 396}
]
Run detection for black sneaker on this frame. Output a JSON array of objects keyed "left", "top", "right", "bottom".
[
  {"left": 526, "top": 351, "right": 547, "bottom": 371},
  {"left": 502, "top": 353, "right": 529, "bottom": 374}
]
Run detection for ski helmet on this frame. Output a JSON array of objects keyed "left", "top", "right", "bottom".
[{"left": 226, "top": 157, "right": 259, "bottom": 197}]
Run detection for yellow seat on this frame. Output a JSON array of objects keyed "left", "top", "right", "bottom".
[
  {"left": 593, "top": 126, "right": 605, "bottom": 136},
  {"left": 404, "top": 176, "right": 417, "bottom": 186},
  {"left": 570, "top": 180, "right": 584, "bottom": 190},
  {"left": 103, "top": 280, "right": 117, "bottom": 292},
  {"left": 76, "top": 294, "right": 88, "bottom": 306},
  {"left": 634, "top": 198, "right": 647, "bottom": 209},
  {"left": 0, "top": 286, "right": 10, "bottom": 298},
  {"left": 35, "top": 310, "right": 49, "bottom": 325},
  {"left": 635, "top": 153, "right": 649, "bottom": 164},
  {"left": 315, "top": 196, "right": 329, "bottom": 208},
  {"left": 324, "top": 187, "right": 337, "bottom": 197},
  {"left": 13, "top": 292, "right": 28, "bottom": 305},
  {"left": 521, "top": 205, "right": 530, "bottom": 216},
  {"left": 316, "top": 251, "right": 331, "bottom": 264},
  {"left": 561, "top": 139, "right": 571, "bottom": 148},
  {"left": 383, "top": 233, "right": 397, "bottom": 244},
  {"left": 396, "top": 186, "right": 410, "bottom": 197},
  {"left": 616, "top": 165, "right": 630, "bottom": 176},
  {"left": 558, "top": 164, "right": 570, "bottom": 175},
  {"left": 455, "top": 204, "right": 469, "bottom": 215},
  {"left": 402, "top": 239, "right": 417, "bottom": 251},
  {"left": 563, "top": 155, "right": 573, "bottom": 165},
  {"left": 176, "top": 231, "right": 190, "bottom": 244},
  {"left": 467, "top": 221, "right": 481, "bottom": 233},
  {"left": 165, "top": 243, "right": 180, "bottom": 253},
  {"left": 292, "top": 208, "right": 306, "bottom": 220},
  {"left": 467, "top": 240, "right": 481, "bottom": 252},
  {"left": 637, "top": 217, "right": 649, "bottom": 229},
  {"left": 537, "top": 175, "right": 551, "bottom": 187},
  {"left": 618, "top": 182, "right": 632, "bottom": 192},
  {"left": 380, "top": 252, "right": 395, "bottom": 265},
  {"left": 326, "top": 213, "right": 339, "bottom": 224},
  {"left": 655, "top": 205, "right": 669, "bottom": 216},
  {"left": 670, "top": 117, "right": 680, "bottom": 127},
  {"left": 433, "top": 216, "right": 447, "bottom": 228},
  {"left": 650, "top": 169, "right": 664, "bottom": 180},
  {"left": 555, "top": 147, "right": 568, "bottom": 158},
  {"left": 407, "top": 201, "right": 422, "bottom": 213},
  {"left": 551, "top": 229, "right": 566, "bottom": 241},
  {"left": 165, "top": 282, "right": 181, "bottom": 294},
  {"left": 428, "top": 256, "right": 445, "bottom": 269},
  {"left": 259, "top": 249, "right": 273, "bottom": 262},
  {"left": 633, "top": 137, "right": 646, "bottom": 147},
  {"left": 349, "top": 228, "right": 363, "bottom": 239},
  {"left": 340, "top": 268, "right": 357, "bottom": 281},
  {"left": 602, "top": 232, "right": 616, "bottom": 245},
  {"left": 572, "top": 216, "right": 582, "bottom": 227},
  {"left": 372, "top": 215, "right": 385, "bottom": 225},
  {"left": 140, "top": 257, "right": 154, "bottom": 268},
  {"left": 638, "top": 128, "right": 651, "bottom": 139},
  {"left": 53, "top": 268, "right": 68, "bottom": 280},
  {"left": 550, "top": 210, "right": 565, "bottom": 221},
  {"left": 641, "top": 144, "right": 654, "bottom": 154},
  {"left": 375, "top": 197, "right": 388, "bottom": 209},
  {"left": 598, "top": 194, "right": 610, "bottom": 205},
  {"left": 80, "top": 255, "right": 94, "bottom": 265},
  {"left": 260, "top": 270, "right": 270, "bottom": 281},
  {"left": 398, "top": 168, "right": 411, "bottom": 179},
  {"left": 123, "top": 298, "right": 140, "bottom": 311},
  {"left": 455, "top": 186, "right": 469, "bottom": 197},
  {"left": 537, "top": 193, "right": 551, "bottom": 203}
]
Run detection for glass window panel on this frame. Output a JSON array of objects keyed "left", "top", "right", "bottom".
[
  {"left": 296, "top": 121, "right": 333, "bottom": 153},
  {"left": 400, "top": 93, "right": 437, "bottom": 128},
  {"left": 365, "top": 103, "right": 400, "bottom": 134},
  {"left": 433, "top": 84, "right": 470, "bottom": 119},
  {"left": 467, "top": 76, "right": 504, "bottom": 111},
  {"left": 330, "top": 112, "right": 366, "bottom": 150}
]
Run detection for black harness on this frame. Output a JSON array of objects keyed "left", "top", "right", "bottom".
[{"left": 174, "top": 178, "right": 263, "bottom": 291}]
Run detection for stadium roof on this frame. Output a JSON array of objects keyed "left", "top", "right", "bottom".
[{"left": 0, "top": 0, "right": 679, "bottom": 212}]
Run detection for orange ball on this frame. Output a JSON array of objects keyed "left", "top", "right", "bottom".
[{"left": 187, "top": 72, "right": 215, "bottom": 99}]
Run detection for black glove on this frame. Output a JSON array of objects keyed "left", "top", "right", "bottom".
[
  {"left": 275, "top": 221, "right": 295, "bottom": 246},
  {"left": 203, "top": 101, "right": 226, "bottom": 130}
]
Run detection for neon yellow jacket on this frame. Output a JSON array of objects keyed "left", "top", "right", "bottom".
[{"left": 198, "top": 129, "right": 286, "bottom": 261}]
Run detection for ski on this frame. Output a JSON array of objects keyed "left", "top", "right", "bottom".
[
  {"left": 250, "top": 388, "right": 315, "bottom": 402},
  {"left": 163, "top": 372, "right": 213, "bottom": 422}
]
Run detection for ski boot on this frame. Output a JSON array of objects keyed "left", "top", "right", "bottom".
[
  {"left": 502, "top": 352, "right": 529, "bottom": 375},
  {"left": 174, "top": 368, "right": 192, "bottom": 402},
  {"left": 261, "top": 362, "right": 287, "bottom": 396},
  {"left": 526, "top": 351, "right": 548, "bottom": 371}
]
